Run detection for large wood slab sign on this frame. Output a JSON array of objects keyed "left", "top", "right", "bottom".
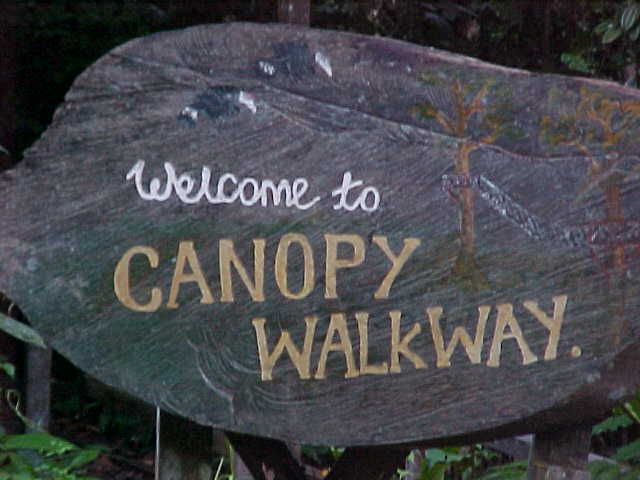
[{"left": 2, "top": 23, "right": 640, "bottom": 446}]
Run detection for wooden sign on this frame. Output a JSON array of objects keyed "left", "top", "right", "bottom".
[{"left": 2, "top": 23, "right": 640, "bottom": 446}]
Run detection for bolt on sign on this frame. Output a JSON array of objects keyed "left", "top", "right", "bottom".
[{"left": 2, "top": 23, "right": 640, "bottom": 446}]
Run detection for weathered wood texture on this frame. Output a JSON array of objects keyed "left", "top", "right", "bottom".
[{"left": 1, "top": 23, "right": 640, "bottom": 446}]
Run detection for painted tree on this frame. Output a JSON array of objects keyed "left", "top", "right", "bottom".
[
  {"left": 540, "top": 86, "right": 640, "bottom": 274},
  {"left": 411, "top": 75, "right": 510, "bottom": 289}
]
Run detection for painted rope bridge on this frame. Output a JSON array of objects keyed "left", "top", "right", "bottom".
[{"left": 1, "top": 23, "right": 640, "bottom": 447}]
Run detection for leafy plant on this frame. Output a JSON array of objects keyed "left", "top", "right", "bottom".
[
  {"left": 595, "top": 2, "right": 640, "bottom": 45},
  {"left": 593, "top": 1, "right": 639, "bottom": 86},
  {"left": 475, "top": 461, "right": 527, "bottom": 480},
  {"left": 0, "top": 313, "right": 46, "bottom": 349},
  {"left": 396, "top": 393, "right": 640, "bottom": 480},
  {"left": 560, "top": 53, "right": 596, "bottom": 75},
  {"left": 0, "top": 311, "right": 103, "bottom": 479},
  {"left": 0, "top": 432, "right": 103, "bottom": 480},
  {"left": 398, "top": 445, "right": 499, "bottom": 480},
  {"left": 593, "top": 391, "right": 640, "bottom": 435},
  {"left": 587, "top": 392, "right": 640, "bottom": 479}
]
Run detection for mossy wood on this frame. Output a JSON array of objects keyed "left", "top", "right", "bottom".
[{"left": 2, "top": 23, "right": 640, "bottom": 446}]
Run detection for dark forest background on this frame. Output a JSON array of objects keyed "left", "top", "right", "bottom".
[{"left": 3, "top": 1, "right": 638, "bottom": 165}]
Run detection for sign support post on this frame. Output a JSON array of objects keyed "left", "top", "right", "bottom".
[
  {"left": 156, "top": 409, "right": 227, "bottom": 480},
  {"left": 226, "top": 432, "right": 307, "bottom": 480},
  {"left": 527, "top": 424, "right": 592, "bottom": 480},
  {"left": 25, "top": 345, "right": 51, "bottom": 431}
]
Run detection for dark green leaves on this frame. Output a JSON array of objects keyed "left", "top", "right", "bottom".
[
  {"left": 0, "top": 432, "right": 103, "bottom": 479},
  {"left": 597, "top": 2, "right": 640, "bottom": 43},
  {"left": 602, "top": 27, "right": 623, "bottom": 44},
  {"left": 2, "top": 433, "right": 75, "bottom": 454},
  {"left": 621, "top": 3, "right": 640, "bottom": 31},
  {"left": 0, "top": 314, "right": 46, "bottom": 349},
  {"left": 593, "top": 412, "right": 634, "bottom": 435},
  {"left": 560, "top": 53, "right": 595, "bottom": 74}
]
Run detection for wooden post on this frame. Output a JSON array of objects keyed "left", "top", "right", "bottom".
[
  {"left": 25, "top": 346, "right": 51, "bottom": 431},
  {"left": 156, "top": 409, "right": 225, "bottom": 480},
  {"left": 233, "top": 452, "right": 254, "bottom": 480},
  {"left": 278, "top": 0, "right": 310, "bottom": 25},
  {"left": 325, "top": 447, "right": 411, "bottom": 480},
  {"left": 225, "top": 431, "right": 307, "bottom": 480},
  {"left": 527, "top": 425, "right": 592, "bottom": 480}
]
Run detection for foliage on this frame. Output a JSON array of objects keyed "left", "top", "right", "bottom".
[
  {"left": 595, "top": 2, "right": 640, "bottom": 46},
  {"left": 561, "top": 1, "right": 639, "bottom": 85},
  {"left": 475, "top": 461, "right": 527, "bottom": 480},
  {"left": 0, "top": 313, "right": 103, "bottom": 479},
  {"left": 560, "top": 53, "right": 596, "bottom": 75},
  {"left": 395, "top": 395, "right": 640, "bottom": 480},
  {"left": 0, "top": 313, "right": 46, "bottom": 349},
  {"left": 593, "top": 391, "right": 640, "bottom": 435},
  {"left": 0, "top": 431, "right": 103, "bottom": 480},
  {"left": 586, "top": 393, "right": 640, "bottom": 479},
  {"left": 397, "top": 445, "right": 502, "bottom": 480}
]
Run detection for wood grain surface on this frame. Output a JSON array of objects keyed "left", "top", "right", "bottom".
[{"left": 1, "top": 23, "right": 640, "bottom": 446}]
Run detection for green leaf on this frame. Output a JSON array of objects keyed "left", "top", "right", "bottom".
[
  {"left": 0, "top": 451, "right": 38, "bottom": 478},
  {"left": 588, "top": 460, "right": 623, "bottom": 479},
  {"left": 561, "top": 53, "right": 594, "bottom": 74},
  {"left": 593, "top": 413, "right": 633, "bottom": 434},
  {"left": 0, "top": 363, "right": 15, "bottom": 378},
  {"left": 614, "top": 438, "right": 640, "bottom": 461},
  {"left": 2, "top": 433, "right": 77, "bottom": 455},
  {"left": 65, "top": 447, "right": 102, "bottom": 470},
  {"left": 631, "top": 24, "right": 640, "bottom": 41},
  {"left": 329, "top": 446, "right": 344, "bottom": 460},
  {"left": 0, "top": 314, "right": 46, "bottom": 349},
  {"left": 621, "top": 4, "right": 640, "bottom": 31},
  {"left": 602, "top": 27, "right": 623, "bottom": 43},
  {"left": 477, "top": 460, "right": 527, "bottom": 479},
  {"left": 422, "top": 463, "right": 446, "bottom": 480},
  {"left": 0, "top": 473, "right": 33, "bottom": 480},
  {"left": 623, "top": 400, "right": 640, "bottom": 425},
  {"left": 620, "top": 470, "right": 640, "bottom": 480},
  {"left": 595, "top": 21, "right": 615, "bottom": 34},
  {"left": 425, "top": 448, "right": 464, "bottom": 464}
]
